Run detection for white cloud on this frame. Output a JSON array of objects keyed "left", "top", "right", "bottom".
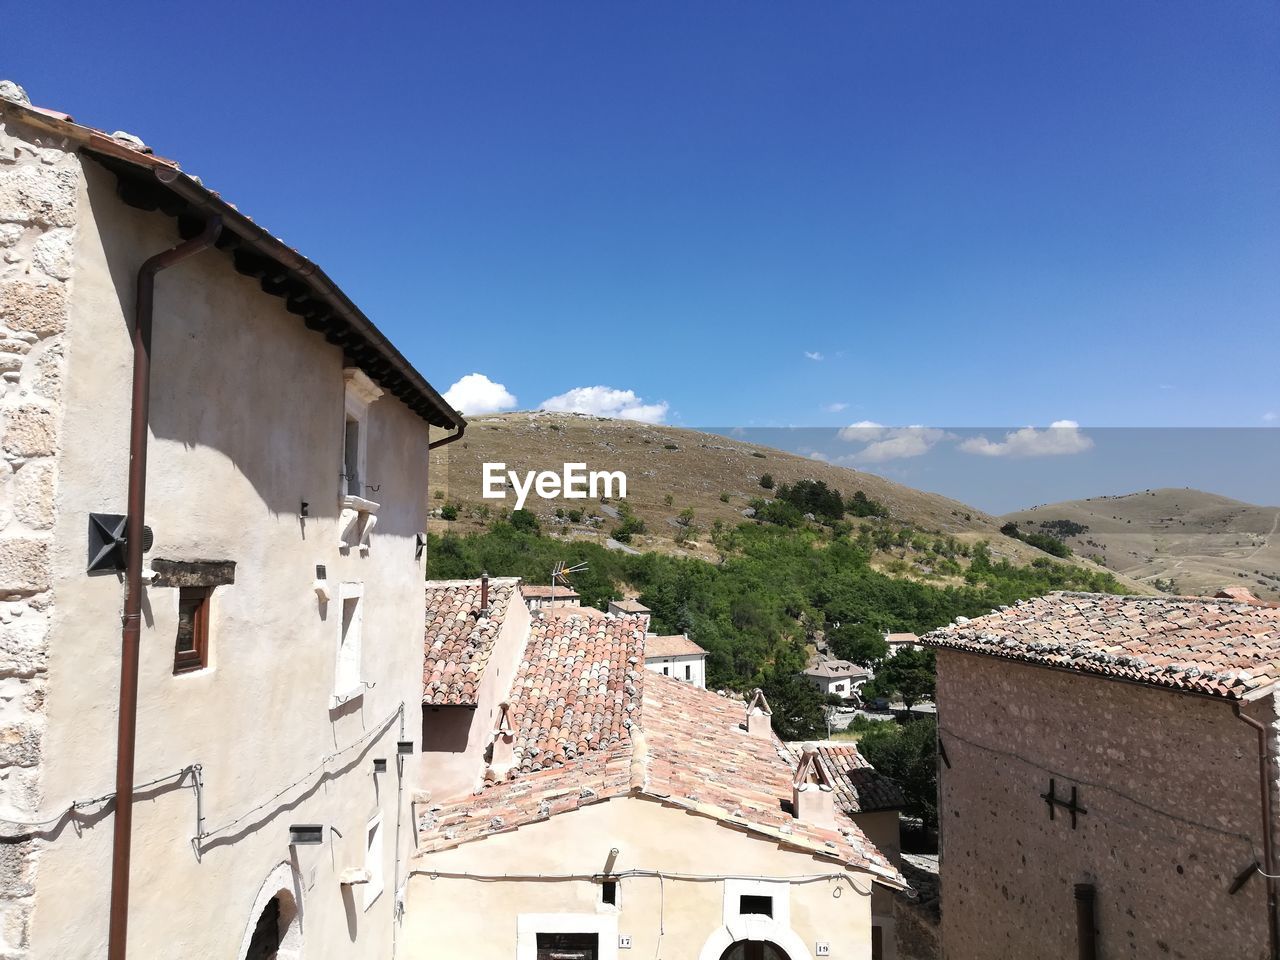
[
  {"left": 838, "top": 420, "right": 887, "bottom": 443},
  {"left": 539, "top": 385, "right": 669, "bottom": 424},
  {"left": 958, "top": 420, "right": 1094, "bottom": 457},
  {"left": 807, "top": 451, "right": 831, "bottom": 462},
  {"left": 1264, "top": 411, "right": 1278, "bottom": 423},
  {"left": 850, "top": 426, "right": 948, "bottom": 463},
  {"left": 823, "top": 402, "right": 849, "bottom": 413},
  {"left": 804, "top": 351, "right": 824, "bottom": 361},
  {"left": 442, "top": 373, "right": 517, "bottom": 415}
]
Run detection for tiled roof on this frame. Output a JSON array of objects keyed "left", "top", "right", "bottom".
[
  {"left": 521, "top": 585, "right": 580, "bottom": 599},
  {"left": 422, "top": 579, "right": 517, "bottom": 706},
  {"left": 636, "top": 675, "right": 902, "bottom": 885},
  {"left": 1215, "top": 587, "right": 1278, "bottom": 607},
  {"left": 804, "top": 660, "right": 871, "bottom": 679},
  {"left": 499, "top": 611, "right": 647, "bottom": 776},
  {"left": 644, "top": 634, "right": 706, "bottom": 658},
  {"left": 538, "top": 604, "right": 608, "bottom": 620},
  {"left": 922, "top": 592, "right": 1280, "bottom": 700},
  {"left": 785, "top": 742, "right": 907, "bottom": 813},
  {"left": 885, "top": 632, "right": 920, "bottom": 645},
  {"left": 610, "top": 599, "right": 651, "bottom": 613},
  {"left": 415, "top": 631, "right": 903, "bottom": 885}
]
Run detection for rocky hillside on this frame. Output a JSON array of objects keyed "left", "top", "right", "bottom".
[
  {"left": 428, "top": 411, "right": 1145, "bottom": 589},
  {"left": 1003, "top": 488, "right": 1280, "bottom": 600}
]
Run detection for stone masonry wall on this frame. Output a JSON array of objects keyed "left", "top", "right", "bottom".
[
  {"left": 0, "top": 96, "right": 77, "bottom": 958},
  {"left": 935, "top": 649, "right": 1274, "bottom": 960}
]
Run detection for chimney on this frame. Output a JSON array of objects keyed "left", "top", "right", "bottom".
[
  {"left": 480, "top": 571, "right": 490, "bottom": 616},
  {"left": 488, "top": 702, "right": 516, "bottom": 779},
  {"left": 792, "top": 743, "right": 837, "bottom": 829},
  {"left": 745, "top": 688, "right": 773, "bottom": 738}
]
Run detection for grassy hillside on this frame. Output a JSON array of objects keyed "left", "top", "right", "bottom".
[
  {"left": 428, "top": 411, "right": 1145, "bottom": 590},
  {"left": 1003, "top": 488, "right": 1280, "bottom": 600}
]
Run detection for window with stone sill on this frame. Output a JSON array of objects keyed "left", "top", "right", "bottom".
[
  {"left": 331, "top": 582, "right": 365, "bottom": 707},
  {"left": 339, "top": 368, "right": 383, "bottom": 552}
]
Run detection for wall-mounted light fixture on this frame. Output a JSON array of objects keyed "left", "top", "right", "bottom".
[
  {"left": 300, "top": 500, "right": 310, "bottom": 518},
  {"left": 415, "top": 533, "right": 426, "bottom": 562},
  {"left": 373, "top": 758, "right": 387, "bottom": 773},
  {"left": 313, "top": 563, "right": 331, "bottom": 601},
  {"left": 288, "top": 824, "right": 324, "bottom": 846},
  {"left": 397, "top": 741, "right": 414, "bottom": 755}
]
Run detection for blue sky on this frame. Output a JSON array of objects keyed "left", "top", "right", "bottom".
[{"left": 7, "top": 1, "right": 1278, "bottom": 504}]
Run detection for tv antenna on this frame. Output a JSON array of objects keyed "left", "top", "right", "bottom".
[{"left": 550, "top": 560, "right": 588, "bottom": 609}]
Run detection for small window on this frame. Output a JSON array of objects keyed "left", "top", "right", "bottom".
[
  {"left": 363, "top": 813, "right": 384, "bottom": 910},
  {"left": 739, "top": 894, "right": 773, "bottom": 917},
  {"left": 174, "top": 587, "right": 211, "bottom": 673},
  {"left": 536, "top": 933, "right": 597, "bottom": 960},
  {"left": 601, "top": 880, "right": 617, "bottom": 906},
  {"left": 344, "top": 416, "right": 362, "bottom": 496},
  {"left": 662, "top": 665, "right": 669, "bottom": 676},
  {"left": 685, "top": 664, "right": 692, "bottom": 680}
]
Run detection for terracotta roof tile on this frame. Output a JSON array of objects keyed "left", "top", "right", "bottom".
[
  {"left": 422, "top": 578, "right": 517, "bottom": 706},
  {"left": 521, "top": 585, "right": 580, "bottom": 599},
  {"left": 504, "top": 611, "right": 647, "bottom": 775},
  {"left": 784, "top": 742, "right": 906, "bottom": 813},
  {"left": 922, "top": 592, "right": 1280, "bottom": 699},
  {"left": 644, "top": 634, "right": 706, "bottom": 658},
  {"left": 803, "top": 660, "right": 871, "bottom": 679}
]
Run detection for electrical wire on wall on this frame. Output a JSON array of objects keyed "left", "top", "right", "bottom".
[
  {"left": 0, "top": 764, "right": 198, "bottom": 839},
  {"left": 937, "top": 723, "right": 1262, "bottom": 862},
  {"left": 196, "top": 703, "right": 403, "bottom": 845},
  {"left": 409, "top": 867, "right": 875, "bottom": 897}
]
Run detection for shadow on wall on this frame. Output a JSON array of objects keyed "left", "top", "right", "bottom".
[
  {"left": 421, "top": 705, "right": 474, "bottom": 755},
  {"left": 82, "top": 163, "right": 426, "bottom": 541}
]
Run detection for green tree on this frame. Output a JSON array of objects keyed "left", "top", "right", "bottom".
[
  {"left": 510, "top": 509, "right": 539, "bottom": 533},
  {"left": 865, "top": 648, "right": 936, "bottom": 709},
  {"left": 439, "top": 504, "right": 458, "bottom": 522},
  {"left": 859, "top": 717, "right": 938, "bottom": 829},
  {"left": 828, "top": 622, "right": 889, "bottom": 667},
  {"left": 759, "top": 473, "right": 774, "bottom": 490}
]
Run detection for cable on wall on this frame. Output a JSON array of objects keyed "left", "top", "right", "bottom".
[{"left": 0, "top": 765, "right": 197, "bottom": 839}]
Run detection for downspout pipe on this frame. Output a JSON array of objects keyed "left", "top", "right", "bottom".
[
  {"left": 1235, "top": 701, "right": 1280, "bottom": 960},
  {"left": 107, "top": 216, "right": 222, "bottom": 960},
  {"left": 427, "top": 422, "right": 465, "bottom": 450}
]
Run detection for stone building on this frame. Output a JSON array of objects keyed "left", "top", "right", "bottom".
[
  {"left": 0, "top": 85, "right": 463, "bottom": 958},
  {"left": 923, "top": 591, "right": 1280, "bottom": 960},
  {"left": 408, "top": 580, "right": 908, "bottom": 959}
]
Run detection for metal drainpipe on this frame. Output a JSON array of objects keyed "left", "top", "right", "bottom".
[
  {"left": 427, "top": 422, "right": 465, "bottom": 450},
  {"left": 1235, "top": 701, "right": 1280, "bottom": 960},
  {"left": 1074, "top": 883, "right": 1097, "bottom": 960},
  {"left": 107, "top": 216, "right": 222, "bottom": 960}
]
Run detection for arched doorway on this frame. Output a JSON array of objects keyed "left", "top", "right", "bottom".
[
  {"left": 719, "top": 942, "right": 791, "bottom": 960},
  {"left": 237, "top": 863, "right": 303, "bottom": 960}
]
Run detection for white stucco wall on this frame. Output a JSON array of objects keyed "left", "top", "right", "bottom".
[
  {"left": 13, "top": 131, "right": 435, "bottom": 959},
  {"left": 404, "top": 796, "right": 881, "bottom": 960},
  {"left": 420, "top": 586, "right": 531, "bottom": 800},
  {"left": 643, "top": 653, "right": 707, "bottom": 688}
]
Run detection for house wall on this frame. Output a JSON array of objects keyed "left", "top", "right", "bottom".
[
  {"left": 853, "top": 810, "right": 901, "bottom": 960},
  {"left": 403, "top": 795, "right": 880, "bottom": 960},
  {"left": 935, "top": 649, "right": 1277, "bottom": 960},
  {"left": 421, "top": 588, "right": 531, "bottom": 800},
  {"left": 6, "top": 119, "right": 434, "bottom": 960},
  {"left": 643, "top": 653, "right": 706, "bottom": 688}
]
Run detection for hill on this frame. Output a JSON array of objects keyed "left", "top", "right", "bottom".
[
  {"left": 1003, "top": 488, "right": 1280, "bottom": 600},
  {"left": 428, "top": 411, "right": 1146, "bottom": 591}
]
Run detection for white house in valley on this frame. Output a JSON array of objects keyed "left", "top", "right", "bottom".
[
  {"left": 643, "top": 632, "right": 709, "bottom": 687},
  {"left": 0, "top": 84, "right": 463, "bottom": 960},
  {"left": 803, "top": 660, "right": 873, "bottom": 701}
]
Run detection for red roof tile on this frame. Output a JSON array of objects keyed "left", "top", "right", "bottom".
[
  {"left": 785, "top": 742, "right": 907, "bottom": 813},
  {"left": 922, "top": 592, "right": 1280, "bottom": 699},
  {"left": 502, "top": 611, "right": 647, "bottom": 775},
  {"left": 423, "top": 579, "right": 517, "bottom": 706},
  {"left": 644, "top": 634, "right": 706, "bottom": 658}
]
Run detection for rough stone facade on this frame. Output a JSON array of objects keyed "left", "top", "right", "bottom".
[
  {"left": 0, "top": 108, "right": 75, "bottom": 957},
  {"left": 935, "top": 649, "right": 1277, "bottom": 960}
]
